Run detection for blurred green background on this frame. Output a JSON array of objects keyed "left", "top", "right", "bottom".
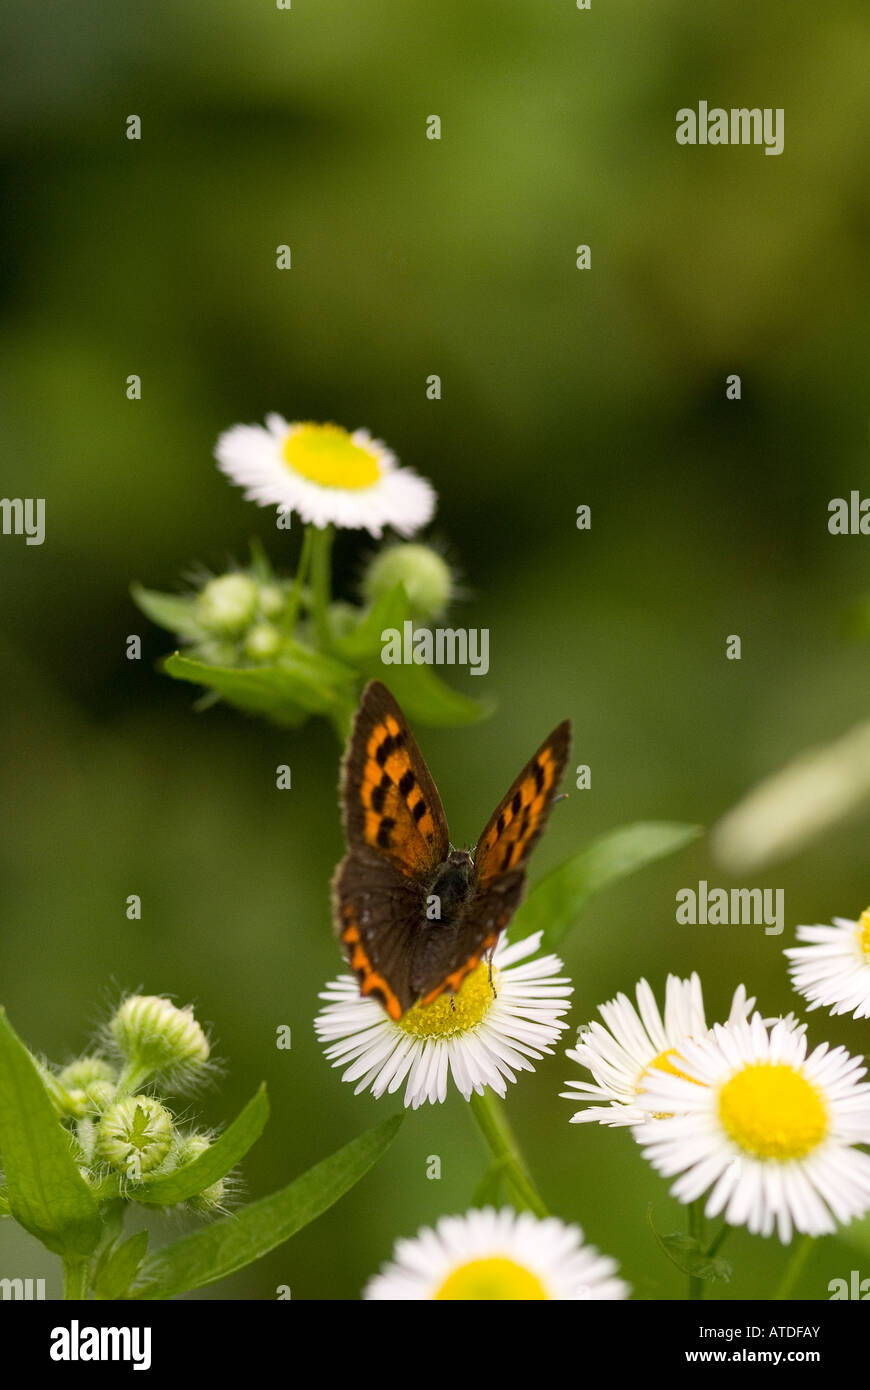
[{"left": 2, "top": 0, "right": 870, "bottom": 1299}]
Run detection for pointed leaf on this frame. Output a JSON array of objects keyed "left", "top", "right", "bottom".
[
  {"left": 130, "top": 1115, "right": 402, "bottom": 1299},
  {"left": 130, "top": 583, "right": 205, "bottom": 640},
  {"left": 647, "top": 1207, "right": 732, "bottom": 1283},
  {"left": 164, "top": 645, "right": 357, "bottom": 727},
  {"left": 333, "top": 583, "right": 411, "bottom": 662},
  {"left": 0, "top": 1009, "right": 102, "bottom": 1256},
  {"left": 248, "top": 538, "right": 276, "bottom": 586},
  {"left": 358, "top": 658, "right": 493, "bottom": 727},
  {"left": 94, "top": 1230, "right": 150, "bottom": 1300},
  {"left": 135, "top": 1085, "right": 269, "bottom": 1206}
]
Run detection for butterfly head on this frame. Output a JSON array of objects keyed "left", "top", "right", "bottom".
[{"left": 428, "top": 849, "right": 475, "bottom": 926}]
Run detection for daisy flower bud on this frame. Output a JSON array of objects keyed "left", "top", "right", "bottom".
[
  {"left": 44, "top": 1056, "right": 118, "bottom": 1118},
  {"left": 110, "top": 994, "right": 210, "bottom": 1090},
  {"left": 244, "top": 621, "right": 282, "bottom": 662},
  {"left": 197, "top": 573, "right": 259, "bottom": 636},
  {"left": 97, "top": 1097, "right": 174, "bottom": 1179},
  {"left": 191, "top": 639, "right": 239, "bottom": 667},
  {"left": 257, "top": 583, "right": 285, "bottom": 619},
  {"left": 174, "top": 1132, "right": 210, "bottom": 1165},
  {"left": 59, "top": 1057, "right": 117, "bottom": 1091},
  {"left": 173, "top": 1134, "right": 230, "bottom": 1215},
  {"left": 58, "top": 1058, "right": 117, "bottom": 1114},
  {"left": 362, "top": 542, "right": 453, "bottom": 621},
  {"left": 73, "top": 1080, "right": 115, "bottom": 1113}
]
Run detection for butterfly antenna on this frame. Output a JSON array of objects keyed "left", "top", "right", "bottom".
[{"left": 450, "top": 995, "right": 456, "bottom": 1014}]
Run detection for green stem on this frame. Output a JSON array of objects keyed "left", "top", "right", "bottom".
[
  {"left": 688, "top": 1199, "right": 706, "bottom": 1300},
  {"left": 63, "top": 1256, "right": 91, "bottom": 1300},
  {"left": 113, "top": 1061, "right": 153, "bottom": 1099},
  {"left": 284, "top": 524, "right": 315, "bottom": 632},
  {"left": 308, "top": 524, "right": 334, "bottom": 650},
  {"left": 468, "top": 1090, "right": 548, "bottom": 1218},
  {"left": 773, "top": 1233, "right": 814, "bottom": 1301}
]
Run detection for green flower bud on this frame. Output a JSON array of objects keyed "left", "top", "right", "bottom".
[
  {"left": 362, "top": 543, "right": 453, "bottom": 621},
  {"left": 97, "top": 1097, "right": 174, "bottom": 1179},
  {"left": 191, "top": 639, "right": 239, "bottom": 667},
  {"left": 244, "top": 622, "right": 282, "bottom": 662},
  {"left": 83, "top": 1080, "right": 116, "bottom": 1111},
  {"left": 258, "top": 583, "right": 285, "bottom": 620},
  {"left": 188, "top": 1177, "right": 227, "bottom": 1215},
  {"left": 174, "top": 1132, "right": 211, "bottom": 1166},
  {"left": 110, "top": 995, "right": 210, "bottom": 1088},
  {"left": 171, "top": 1133, "right": 228, "bottom": 1214},
  {"left": 76, "top": 1116, "right": 98, "bottom": 1164},
  {"left": 197, "top": 574, "right": 259, "bottom": 636},
  {"left": 328, "top": 601, "right": 360, "bottom": 639},
  {"left": 59, "top": 1057, "right": 117, "bottom": 1091}
]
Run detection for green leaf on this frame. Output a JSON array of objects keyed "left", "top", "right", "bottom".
[
  {"left": 135, "top": 1085, "right": 269, "bottom": 1206},
  {"left": 164, "top": 643, "right": 358, "bottom": 727},
  {"left": 358, "top": 658, "right": 493, "bottom": 727},
  {"left": 0, "top": 1009, "right": 102, "bottom": 1256},
  {"left": 515, "top": 821, "right": 702, "bottom": 950},
  {"left": 0, "top": 1187, "right": 10, "bottom": 1217},
  {"left": 130, "top": 583, "right": 205, "bottom": 641},
  {"left": 248, "top": 537, "right": 275, "bottom": 586},
  {"left": 130, "top": 1114, "right": 402, "bottom": 1299},
  {"left": 648, "top": 1210, "right": 732, "bottom": 1283},
  {"left": 332, "top": 583, "right": 411, "bottom": 662},
  {"left": 93, "top": 1230, "right": 149, "bottom": 1300}
]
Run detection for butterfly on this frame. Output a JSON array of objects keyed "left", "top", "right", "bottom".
[{"left": 332, "top": 680, "right": 572, "bottom": 1020}]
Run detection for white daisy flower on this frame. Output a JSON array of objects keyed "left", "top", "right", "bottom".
[
  {"left": 785, "top": 908, "right": 870, "bottom": 1021},
  {"left": 633, "top": 1012, "right": 870, "bottom": 1243},
  {"left": 215, "top": 416, "right": 436, "bottom": 538},
  {"left": 561, "top": 973, "right": 754, "bottom": 1127},
  {"left": 363, "top": 1207, "right": 629, "bottom": 1300},
  {"left": 315, "top": 932, "right": 571, "bottom": 1110}
]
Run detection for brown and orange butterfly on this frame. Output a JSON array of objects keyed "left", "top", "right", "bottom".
[{"left": 332, "top": 680, "right": 571, "bottom": 1020}]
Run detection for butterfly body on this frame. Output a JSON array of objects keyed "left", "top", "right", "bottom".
[{"left": 333, "top": 681, "right": 571, "bottom": 1020}]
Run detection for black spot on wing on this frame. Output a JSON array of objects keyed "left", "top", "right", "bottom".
[{"left": 377, "top": 816, "right": 396, "bottom": 849}]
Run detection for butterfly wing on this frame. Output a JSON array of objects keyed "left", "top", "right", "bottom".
[
  {"left": 473, "top": 719, "right": 572, "bottom": 887},
  {"left": 332, "top": 852, "right": 429, "bottom": 1019},
  {"left": 333, "top": 680, "right": 450, "bottom": 1018},
  {"left": 338, "top": 680, "right": 449, "bottom": 880},
  {"left": 411, "top": 719, "right": 572, "bottom": 1006}
]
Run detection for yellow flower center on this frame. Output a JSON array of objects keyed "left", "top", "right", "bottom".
[
  {"left": 640, "top": 1043, "right": 701, "bottom": 1118},
  {"left": 718, "top": 1062, "right": 828, "bottom": 1160},
  {"left": 281, "top": 423, "right": 381, "bottom": 490},
  {"left": 857, "top": 908, "right": 870, "bottom": 960},
  {"left": 398, "top": 961, "right": 495, "bottom": 1038},
  {"left": 646, "top": 1046, "right": 697, "bottom": 1084},
  {"left": 435, "top": 1257, "right": 548, "bottom": 1300}
]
